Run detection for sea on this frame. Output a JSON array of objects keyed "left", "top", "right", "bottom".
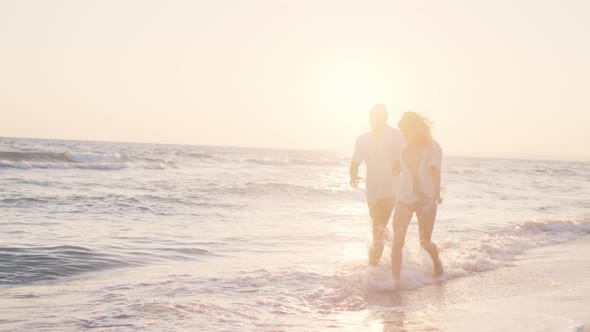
[{"left": 0, "top": 137, "right": 589, "bottom": 332}]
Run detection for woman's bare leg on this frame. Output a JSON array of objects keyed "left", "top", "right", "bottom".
[
  {"left": 391, "top": 204, "right": 413, "bottom": 281},
  {"left": 416, "top": 202, "right": 443, "bottom": 277}
]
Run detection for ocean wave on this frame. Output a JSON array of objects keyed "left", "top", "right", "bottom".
[
  {"left": 245, "top": 158, "right": 291, "bottom": 166},
  {"left": 0, "top": 197, "right": 50, "bottom": 205},
  {"left": 186, "top": 152, "right": 217, "bottom": 160},
  {"left": 111, "top": 217, "right": 588, "bottom": 321},
  {"left": 0, "top": 244, "right": 215, "bottom": 285},
  {"left": 360, "top": 219, "right": 590, "bottom": 292},
  {"left": 170, "top": 148, "right": 345, "bottom": 167},
  {"left": 244, "top": 157, "right": 346, "bottom": 167},
  {"left": 445, "top": 168, "right": 480, "bottom": 175},
  {"left": 217, "top": 219, "right": 589, "bottom": 312},
  {"left": 0, "top": 151, "right": 175, "bottom": 170},
  {"left": 0, "top": 245, "right": 130, "bottom": 285},
  {"left": 0, "top": 148, "right": 346, "bottom": 169},
  {"left": 449, "top": 219, "right": 590, "bottom": 265},
  {"left": 265, "top": 219, "right": 590, "bottom": 314},
  {"left": 205, "top": 181, "right": 350, "bottom": 197}
]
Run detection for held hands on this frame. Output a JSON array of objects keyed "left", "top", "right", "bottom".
[
  {"left": 391, "top": 161, "right": 401, "bottom": 175},
  {"left": 349, "top": 175, "right": 360, "bottom": 189},
  {"left": 436, "top": 187, "right": 446, "bottom": 204}
]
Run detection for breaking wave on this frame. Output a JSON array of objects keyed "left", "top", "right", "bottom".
[
  {"left": 360, "top": 219, "right": 590, "bottom": 292},
  {"left": 0, "top": 151, "right": 175, "bottom": 170}
]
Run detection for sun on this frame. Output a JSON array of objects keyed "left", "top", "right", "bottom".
[
  {"left": 311, "top": 61, "right": 402, "bottom": 146},
  {"left": 321, "top": 65, "right": 396, "bottom": 115}
]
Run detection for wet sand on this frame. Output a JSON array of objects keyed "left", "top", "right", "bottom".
[
  {"left": 444, "top": 234, "right": 590, "bottom": 332},
  {"left": 364, "top": 235, "right": 590, "bottom": 332}
]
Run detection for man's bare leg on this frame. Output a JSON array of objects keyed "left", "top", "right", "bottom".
[
  {"left": 369, "top": 198, "right": 394, "bottom": 266},
  {"left": 391, "top": 204, "right": 413, "bottom": 282}
]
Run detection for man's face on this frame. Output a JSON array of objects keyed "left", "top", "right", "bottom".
[{"left": 370, "top": 112, "right": 387, "bottom": 132}]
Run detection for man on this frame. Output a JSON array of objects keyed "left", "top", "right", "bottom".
[{"left": 350, "top": 104, "right": 402, "bottom": 266}]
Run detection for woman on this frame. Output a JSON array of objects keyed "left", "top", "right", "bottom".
[{"left": 392, "top": 112, "right": 443, "bottom": 284}]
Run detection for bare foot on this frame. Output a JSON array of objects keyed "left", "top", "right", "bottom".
[
  {"left": 433, "top": 258, "right": 444, "bottom": 277},
  {"left": 368, "top": 247, "right": 380, "bottom": 266}
]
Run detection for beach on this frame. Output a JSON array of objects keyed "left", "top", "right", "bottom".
[
  {"left": 2, "top": 236, "right": 588, "bottom": 331},
  {"left": 2, "top": 0, "right": 590, "bottom": 330},
  {"left": 444, "top": 235, "right": 590, "bottom": 332},
  {"left": 377, "top": 235, "right": 590, "bottom": 332},
  {"left": 0, "top": 137, "right": 588, "bottom": 331}
]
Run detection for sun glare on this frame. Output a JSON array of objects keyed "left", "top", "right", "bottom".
[{"left": 321, "top": 67, "right": 395, "bottom": 115}]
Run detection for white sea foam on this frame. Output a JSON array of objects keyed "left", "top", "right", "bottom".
[
  {"left": 64, "top": 152, "right": 122, "bottom": 163},
  {"left": 0, "top": 151, "right": 173, "bottom": 169},
  {"left": 361, "top": 219, "right": 590, "bottom": 291}
]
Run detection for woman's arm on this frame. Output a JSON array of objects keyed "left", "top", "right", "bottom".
[
  {"left": 430, "top": 141, "right": 443, "bottom": 204},
  {"left": 431, "top": 165, "right": 442, "bottom": 204}
]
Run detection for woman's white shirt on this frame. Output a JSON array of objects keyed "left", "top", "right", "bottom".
[{"left": 397, "top": 139, "right": 442, "bottom": 204}]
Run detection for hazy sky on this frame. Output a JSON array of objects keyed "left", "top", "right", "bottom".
[{"left": 1, "top": 0, "right": 589, "bottom": 160}]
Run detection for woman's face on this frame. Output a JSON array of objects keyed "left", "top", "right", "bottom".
[
  {"left": 401, "top": 128, "right": 416, "bottom": 141},
  {"left": 400, "top": 124, "right": 425, "bottom": 142}
]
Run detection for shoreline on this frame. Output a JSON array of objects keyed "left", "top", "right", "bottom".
[
  {"left": 364, "top": 235, "right": 590, "bottom": 332},
  {"left": 436, "top": 235, "right": 589, "bottom": 331},
  {"left": 443, "top": 234, "right": 590, "bottom": 332}
]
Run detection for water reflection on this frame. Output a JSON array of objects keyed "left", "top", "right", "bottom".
[{"left": 365, "top": 283, "right": 445, "bottom": 332}]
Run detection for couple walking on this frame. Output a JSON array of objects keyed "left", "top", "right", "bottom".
[{"left": 350, "top": 104, "right": 443, "bottom": 286}]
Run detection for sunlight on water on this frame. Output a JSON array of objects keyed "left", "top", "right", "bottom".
[
  {"left": 0, "top": 138, "right": 589, "bottom": 331},
  {"left": 340, "top": 243, "right": 369, "bottom": 263}
]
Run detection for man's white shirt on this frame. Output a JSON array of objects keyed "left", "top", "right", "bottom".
[{"left": 351, "top": 126, "right": 402, "bottom": 204}]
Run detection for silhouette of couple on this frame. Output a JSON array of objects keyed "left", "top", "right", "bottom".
[{"left": 350, "top": 104, "right": 443, "bottom": 287}]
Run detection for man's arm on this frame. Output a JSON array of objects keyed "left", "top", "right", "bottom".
[
  {"left": 350, "top": 162, "right": 361, "bottom": 188},
  {"left": 350, "top": 136, "right": 363, "bottom": 188}
]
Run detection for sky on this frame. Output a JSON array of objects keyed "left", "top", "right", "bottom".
[{"left": 1, "top": 0, "right": 589, "bottom": 160}]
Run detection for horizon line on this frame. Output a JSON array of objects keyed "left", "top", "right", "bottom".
[{"left": 1, "top": 135, "right": 588, "bottom": 163}]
